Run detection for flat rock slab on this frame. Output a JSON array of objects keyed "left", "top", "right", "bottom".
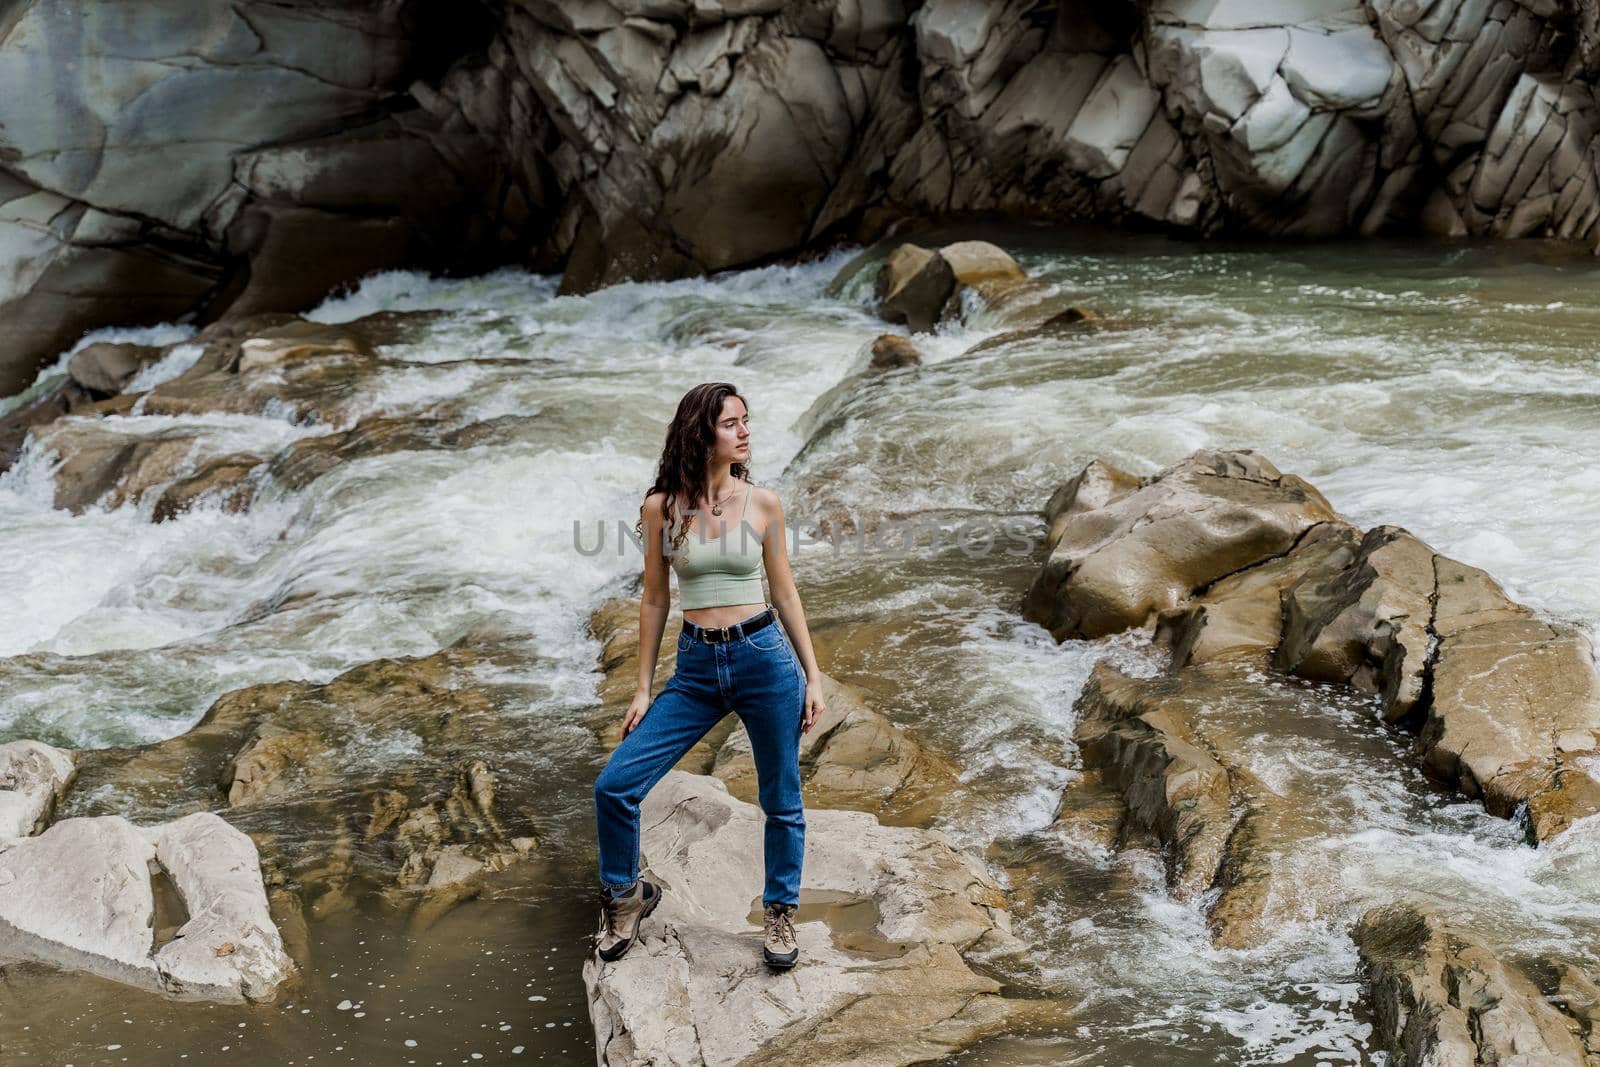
[
  {"left": 0, "top": 811, "right": 294, "bottom": 1002},
  {"left": 583, "top": 771, "right": 1054, "bottom": 1066}
]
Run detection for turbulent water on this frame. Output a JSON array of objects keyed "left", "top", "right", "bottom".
[{"left": 2, "top": 228, "right": 1599, "bottom": 1064}]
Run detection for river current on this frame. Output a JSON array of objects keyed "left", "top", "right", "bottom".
[{"left": 2, "top": 228, "right": 1598, "bottom": 1064}]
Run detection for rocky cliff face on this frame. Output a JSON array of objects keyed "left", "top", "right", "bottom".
[{"left": 4, "top": 0, "right": 1599, "bottom": 389}]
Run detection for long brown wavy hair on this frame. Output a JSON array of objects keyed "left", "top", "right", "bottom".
[{"left": 635, "top": 382, "right": 752, "bottom": 554}]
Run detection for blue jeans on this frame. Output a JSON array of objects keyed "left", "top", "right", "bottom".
[{"left": 593, "top": 606, "right": 807, "bottom": 908}]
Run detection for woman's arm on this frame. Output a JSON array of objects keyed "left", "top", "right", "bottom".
[
  {"left": 635, "top": 491, "right": 672, "bottom": 697},
  {"left": 761, "top": 488, "right": 826, "bottom": 730}
]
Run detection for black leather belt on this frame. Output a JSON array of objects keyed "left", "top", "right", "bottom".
[{"left": 682, "top": 607, "right": 776, "bottom": 644}]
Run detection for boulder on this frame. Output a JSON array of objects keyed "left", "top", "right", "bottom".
[
  {"left": 0, "top": 740, "right": 75, "bottom": 846},
  {"left": 874, "top": 240, "right": 1029, "bottom": 333},
  {"left": 0, "top": 811, "right": 294, "bottom": 1002},
  {"left": 66, "top": 342, "right": 161, "bottom": 396},
  {"left": 1158, "top": 521, "right": 1359, "bottom": 668},
  {"left": 582, "top": 770, "right": 1058, "bottom": 1065},
  {"left": 868, "top": 333, "right": 921, "bottom": 371},
  {"left": 1423, "top": 558, "right": 1600, "bottom": 842},
  {"left": 1030, "top": 448, "right": 1600, "bottom": 846},
  {"left": 1022, "top": 450, "right": 1340, "bottom": 640},
  {"left": 1353, "top": 903, "right": 1591, "bottom": 1066},
  {"left": 1275, "top": 526, "right": 1600, "bottom": 841},
  {"left": 1275, "top": 525, "right": 1437, "bottom": 715},
  {"left": 876, "top": 243, "right": 957, "bottom": 333}
]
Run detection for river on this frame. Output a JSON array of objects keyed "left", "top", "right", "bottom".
[{"left": 2, "top": 227, "right": 1598, "bottom": 1064}]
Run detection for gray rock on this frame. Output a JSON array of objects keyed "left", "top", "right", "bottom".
[
  {"left": 0, "top": 741, "right": 75, "bottom": 846},
  {"left": 582, "top": 770, "right": 1054, "bottom": 1065},
  {"left": 5, "top": 0, "right": 1600, "bottom": 389},
  {"left": 0, "top": 811, "right": 295, "bottom": 1002}
]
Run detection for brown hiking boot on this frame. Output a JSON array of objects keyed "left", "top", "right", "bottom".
[
  {"left": 762, "top": 903, "right": 798, "bottom": 969},
  {"left": 595, "top": 879, "right": 662, "bottom": 962}
]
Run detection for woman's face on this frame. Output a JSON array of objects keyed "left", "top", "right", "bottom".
[{"left": 712, "top": 396, "right": 750, "bottom": 466}]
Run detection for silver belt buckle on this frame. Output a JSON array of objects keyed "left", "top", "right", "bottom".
[{"left": 701, "top": 625, "right": 725, "bottom": 643}]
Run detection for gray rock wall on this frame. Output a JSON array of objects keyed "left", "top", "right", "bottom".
[{"left": 4, "top": 0, "right": 1600, "bottom": 389}]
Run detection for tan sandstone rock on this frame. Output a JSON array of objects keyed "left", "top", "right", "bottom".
[
  {"left": 1023, "top": 449, "right": 1340, "bottom": 640},
  {"left": 1353, "top": 903, "right": 1591, "bottom": 1066}
]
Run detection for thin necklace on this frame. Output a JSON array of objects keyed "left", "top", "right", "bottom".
[{"left": 708, "top": 481, "right": 741, "bottom": 516}]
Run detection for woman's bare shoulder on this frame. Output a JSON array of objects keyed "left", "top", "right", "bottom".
[{"left": 746, "top": 480, "right": 783, "bottom": 508}]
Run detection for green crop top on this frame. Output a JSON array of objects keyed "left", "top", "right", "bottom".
[{"left": 668, "top": 482, "right": 766, "bottom": 610}]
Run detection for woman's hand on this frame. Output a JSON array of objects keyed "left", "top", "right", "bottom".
[
  {"left": 622, "top": 690, "right": 651, "bottom": 734},
  {"left": 801, "top": 678, "right": 826, "bottom": 734}
]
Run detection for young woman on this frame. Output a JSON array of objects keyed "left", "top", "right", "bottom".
[{"left": 592, "top": 382, "right": 826, "bottom": 969}]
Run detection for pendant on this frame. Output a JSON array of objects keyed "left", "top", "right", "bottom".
[{"left": 711, "top": 504, "right": 723, "bottom": 515}]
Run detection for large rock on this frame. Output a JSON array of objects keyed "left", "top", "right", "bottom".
[
  {"left": 1158, "top": 521, "right": 1359, "bottom": 669},
  {"left": 0, "top": 740, "right": 76, "bottom": 846},
  {"left": 1276, "top": 525, "right": 1438, "bottom": 718},
  {"left": 1031, "top": 448, "right": 1600, "bottom": 845},
  {"left": 1022, "top": 449, "right": 1340, "bottom": 640},
  {"left": 874, "top": 240, "right": 1029, "bottom": 333},
  {"left": 1070, "top": 660, "right": 1321, "bottom": 949},
  {"left": 1276, "top": 526, "right": 1600, "bottom": 841},
  {"left": 0, "top": 811, "right": 295, "bottom": 1002},
  {"left": 582, "top": 770, "right": 1056, "bottom": 1066},
  {"left": 1353, "top": 903, "right": 1591, "bottom": 1066}
]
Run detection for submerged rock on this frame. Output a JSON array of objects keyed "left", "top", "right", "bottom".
[
  {"left": 15, "top": 310, "right": 533, "bottom": 517},
  {"left": 67, "top": 642, "right": 540, "bottom": 930},
  {"left": 67, "top": 342, "right": 162, "bottom": 396},
  {"left": 1070, "top": 660, "right": 1322, "bottom": 949},
  {"left": 582, "top": 770, "right": 1056, "bottom": 1066},
  {"left": 1353, "top": 903, "right": 1591, "bottom": 1066},
  {"left": 868, "top": 334, "right": 921, "bottom": 371},
  {"left": 0, "top": 811, "right": 294, "bottom": 1002}
]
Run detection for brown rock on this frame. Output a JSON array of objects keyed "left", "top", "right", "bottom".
[
  {"left": 876, "top": 243, "right": 956, "bottom": 333},
  {"left": 1353, "top": 903, "right": 1590, "bottom": 1066},
  {"left": 66, "top": 342, "right": 161, "bottom": 396},
  {"left": 1023, "top": 450, "right": 1340, "bottom": 640},
  {"left": 68, "top": 641, "right": 540, "bottom": 928},
  {"left": 1159, "top": 522, "right": 1359, "bottom": 669},
  {"left": 1423, "top": 557, "right": 1600, "bottom": 841},
  {"left": 1276, "top": 525, "right": 1436, "bottom": 719},
  {"left": 868, "top": 334, "right": 921, "bottom": 370}
]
